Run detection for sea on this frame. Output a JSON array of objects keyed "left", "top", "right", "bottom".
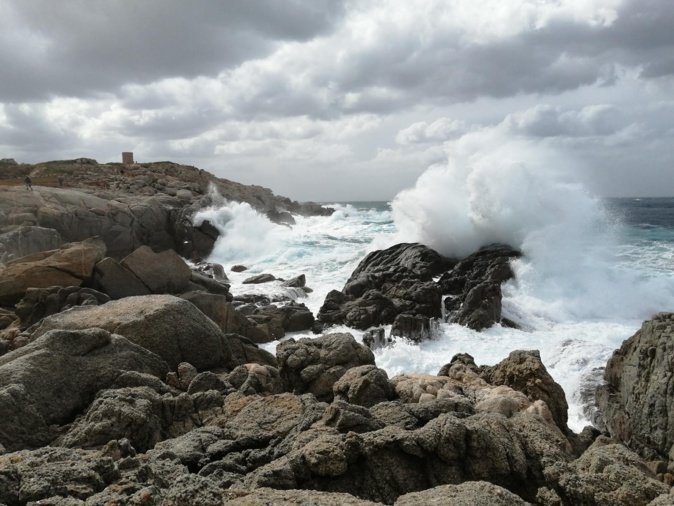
[{"left": 194, "top": 194, "right": 674, "bottom": 433}]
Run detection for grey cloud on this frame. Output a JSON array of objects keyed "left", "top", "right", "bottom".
[
  {"left": 0, "top": 0, "right": 345, "bottom": 102},
  {"left": 505, "top": 104, "right": 628, "bottom": 138}
]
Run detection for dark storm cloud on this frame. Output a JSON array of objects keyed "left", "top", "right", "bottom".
[{"left": 0, "top": 0, "right": 345, "bottom": 102}]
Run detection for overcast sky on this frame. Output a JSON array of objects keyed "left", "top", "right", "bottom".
[{"left": 1, "top": 0, "right": 673, "bottom": 201}]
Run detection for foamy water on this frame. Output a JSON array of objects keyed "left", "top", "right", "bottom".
[{"left": 196, "top": 137, "right": 674, "bottom": 432}]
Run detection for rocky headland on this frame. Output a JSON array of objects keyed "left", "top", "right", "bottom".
[{"left": 0, "top": 158, "right": 672, "bottom": 505}]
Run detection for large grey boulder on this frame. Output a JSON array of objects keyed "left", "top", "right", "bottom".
[
  {"left": 597, "top": 312, "right": 674, "bottom": 460},
  {"left": 27, "top": 294, "right": 233, "bottom": 371},
  {"left": 277, "top": 333, "right": 376, "bottom": 402},
  {"left": 120, "top": 245, "right": 192, "bottom": 294},
  {"left": 92, "top": 256, "right": 151, "bottom": 299},
  {"left": 0, "top": 186, "right": 178, "bottom": 259},
  {"left": 0, "top": 328, "right": 169, "bottom": 451}
]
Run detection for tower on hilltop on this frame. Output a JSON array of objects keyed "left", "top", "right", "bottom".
[{"left": 122, "top": 152, "right": 134, "bottom": 164}]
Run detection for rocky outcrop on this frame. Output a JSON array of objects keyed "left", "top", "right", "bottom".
[
  {"left": 316, "top": 243, "right": 451, "bottom": 331},
  {"left": 0, "top": 326, "right": 668, "bottom": 505},
  {"left": 0, "top": 328, "right": 169, "bottom": 451},
  {"left": 597, "top": 312, "right": 674, "bottom": 461},
  {"left": 440, "top": 244, "right": 522, "bottom": 330},
  {"left": 26, "top": 294, "right": 234, "bottom": 371},
  {"left": 249, "top": 303, "right": 315, "bottom": 336},
  {"left": 317, "top": 242, "right": 522, "bottom": 335},
  {"left": 120, "top": 245, "right": 192, "bottom": 294},
  {"left": 479, "top": 350, "right": 569, "bottom": 433},
  {"left": 0, "top": 160, "right": 334, "bottom": 263},
  {"left": 332, "top": 365, "right": 397, "bottom": 408},
  {"left": 277, "top": 333, "right": 376, "bottom": 401},
  {"left": 0, "top": 236, "right": 106, "bottom": 306}
]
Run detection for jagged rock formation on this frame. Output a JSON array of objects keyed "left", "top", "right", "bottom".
[
  {"left": 597, "top": 312, "right": 674, "bottom": 465},
  {"left": 316, "top": 242, "right": 521, "bottom": 339},
  {"left": 0, "top": 310, "right": 669, "bottom": 504}
]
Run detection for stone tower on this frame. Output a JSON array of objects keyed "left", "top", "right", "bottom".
[{"left": 122, "top": 152, "right": 134, "bottom": 164}]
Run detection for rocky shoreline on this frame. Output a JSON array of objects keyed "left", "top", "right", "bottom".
[{"left": 0, "top": 160, "right": 673, "bottom": 505}]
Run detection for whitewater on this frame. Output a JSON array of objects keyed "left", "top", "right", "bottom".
[{"left": 195, "top": 136, "right": 674, "bottom": 432}]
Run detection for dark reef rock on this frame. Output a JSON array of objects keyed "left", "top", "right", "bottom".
[
  {"left": 317, "top": 242, "right": 522, "bottom": 334},
  {"left": 316, "top": 243, "right": 452, "bottom": 331},
  {"left": 439, "top": 243, "right": 522, "bottom": 330}
]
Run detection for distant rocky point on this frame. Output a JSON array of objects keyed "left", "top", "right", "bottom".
[{"left": 0, "top": 158, "right": 332, "bottom": 262}]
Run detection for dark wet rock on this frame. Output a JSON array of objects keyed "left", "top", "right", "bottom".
[
  {"left": 597, "top": 313, "right": 674, "bottom": 460},
  {"left": 243, "top": 273, "right": 277, "bottom": 284},
  {"left": 231, "top": 264, "right": 248, "bottom": 272},
  {"left": 283, "top": 274, "right": 306, "bottom": 288},
  {"left": 0, "top": 328, "right": 169, "bottom": 451},
  {"left": 316, "top": 243, "right": 452, "bottom": 332},
  {"left": 333, "top": 365, "right": 397, "bottom": 408},
  {"left": 170, "top": 200, "right": 220, "bottom": 261},
  {"left": 390, "top": 313, "right": 434, "bottom": 343},
  {"left": 439, "top": 244, "right": 522, "bottom": 330},
  {"left": 362, "top": 327, "right": 393, "bottom": 351},
  {"left": 192, "top": 261, "right": 227, "bottom": 281},
  {"left": 277, "top": 332, "right": 375, "bottom": 402},
  {"left": 267, "top": 208, "right": 296, "bottom": 226},
  {"left": 26, "top": 294, "right": 234, "bottom": 371},
  {"left": 15, "top": 286, "right": 110, "bottom": 331}
]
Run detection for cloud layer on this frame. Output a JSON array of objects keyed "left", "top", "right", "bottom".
[{"left": 1, "top": 0, "right": 673, "bottom": 200}]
